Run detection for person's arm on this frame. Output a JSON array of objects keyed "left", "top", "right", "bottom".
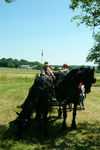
[
  {"left": 49, "top": 69, "right": 55, "bottom": 79},
  {"left": 41, "top": 68, "right": 46, "bottom": 76}
]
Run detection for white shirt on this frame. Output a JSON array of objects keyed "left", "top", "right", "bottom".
[{"left": 63, "top": 68, "right": 69, "bottom": 74}]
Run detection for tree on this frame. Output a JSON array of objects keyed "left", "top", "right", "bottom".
[
  {"left": 69, "top": 0, "right": 100, "bottom": 28},
  {"left": 86, "top": 32, "right": 100, "bottom": 69},
  {"left": 53, "top": 66, "right": 59, "bottom": 71},
  {"left": 68, "top": 65, "right": 74, "bottom": 71},
  {"left": 5, "top": 0, "right": 15, "bottom": 3},
  {"left": 13, "top": 59, "right": 19, "bottom": 68},
  {"left": 0, "top": 58, "right": 8, "bottom": 67},
  {"left": 36, "top": 64, "right": 43, "bottom": 70},
  {"left": 8, "top": 62, "right": 15, "bottom": 68}
]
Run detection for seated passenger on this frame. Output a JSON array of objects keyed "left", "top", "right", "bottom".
[
  {"left": 58, "top": 67, "right": 63, "bottom": 72},
  {"left": 41, "top": 61, "right": 55, "bottom": 79},
  {"left": 63, "top": 64, "right": 69, "bottom": 74}
]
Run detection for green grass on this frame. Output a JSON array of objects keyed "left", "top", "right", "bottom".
[{"left": 0, "top": 67, "right": 100, "bottom": 150}]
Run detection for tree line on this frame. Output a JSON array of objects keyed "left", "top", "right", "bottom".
[
  {"left": 0, "top": 58, "right": 43, "bottom": 70},
  {"left": 0, "top": 58, "right": 74, "bottom": 71},
  {"left": 0, "top": 58, "right": 98, "bottom": 73}
]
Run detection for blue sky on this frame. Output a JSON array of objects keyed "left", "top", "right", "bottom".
[{"left": 0, "top": 0, "right": 96, "bottom": 66}]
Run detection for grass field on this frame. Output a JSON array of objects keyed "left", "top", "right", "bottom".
[{"left": 0, "top": 67, "right": 100, "bottom": 150}]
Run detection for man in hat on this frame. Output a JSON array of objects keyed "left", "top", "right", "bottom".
[
  {"left": 40, "top": 61, "right": 55, "bottom": 97},
  {"left": 58, "top": 67, "right": 63, "bottom": 72},
  {"left": 41, "top": 61, "right": 55, "bottom": 79}
]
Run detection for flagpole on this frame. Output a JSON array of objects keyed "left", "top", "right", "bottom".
[{"left": 41, "top": 49, "right": 43, "bottom": 64}]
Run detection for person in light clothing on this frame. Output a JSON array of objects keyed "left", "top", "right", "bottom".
[
  {"left": 58, "top": 67, "right": 63, "bottom": 72},
  {"left": 63, "top": 64, "right": 69, "bottom": 74},
  {"left": 78, "top": 82, "right": 86, "bottom": 110}
]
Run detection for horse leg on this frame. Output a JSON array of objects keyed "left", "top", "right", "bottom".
[
  {"left": 36, "top": 112, "right": 43, "bottom": 130},
  {"left": 68, "top": 103, "right": 72, "bottom": 111},
  {"left": 61, "top": 105, "right": 67, "bottom": 130},
  {"left": 34, "top": 108, "right": 41, "bottom": 121},
  {"left": 58, "top": 106, "right": 62, "bottom": 118},
  {"left": 71, "top": 103, "right": 77, "bottom": 129},
  {"left": 43, "top": 111, "right": 48, "bottom": 136}
]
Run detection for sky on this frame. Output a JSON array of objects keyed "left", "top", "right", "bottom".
[{"left": 0, "top": 0, "right": 97, "bottom": 66}]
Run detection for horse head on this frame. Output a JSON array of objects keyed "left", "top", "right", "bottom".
[
  {"left": 56, "top": 67, "right": 96, "bottom": 95},
  {"left": 14, "top": 112, "right": 29, "bottom": 126},
  {"left": 82, "top": 67, "right": 96, "bottom": 93}
]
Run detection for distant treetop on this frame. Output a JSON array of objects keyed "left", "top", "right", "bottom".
[{"left": 5, "top": 0, "right": 15, "bottom": 3}]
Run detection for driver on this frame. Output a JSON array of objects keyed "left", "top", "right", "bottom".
[
  {"left": 41, "top": 61, "right": 55, "bottom": 79},
  {"left": 41, "top": 61, "right": 55, "bottom": 96}
]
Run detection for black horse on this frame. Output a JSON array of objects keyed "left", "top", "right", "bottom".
[
  {"left": 14, "top": 75, "right": 53, "bottom": 138},
  {"left": 54, "top": 67, "right": 96, "bottom": 129},
  {"left": 14, "top": 67, "right": 96, "bottom": 138}
]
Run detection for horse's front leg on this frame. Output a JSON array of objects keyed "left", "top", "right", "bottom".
[
  {"left": 58, "top": 106, "right": 62, "bottom": 118},
  {"left": 71, "top": 103, "right": 77, "bottom": 129},
  {"left": 62, "top": 105, "right": 67, "bottom": 130},
  {"left": 43, "top": 111, "right": 48, "bottom": 136}
]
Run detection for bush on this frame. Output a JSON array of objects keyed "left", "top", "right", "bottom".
[{"left": 8, "top": 62, "right": 15, "bottom": 68}]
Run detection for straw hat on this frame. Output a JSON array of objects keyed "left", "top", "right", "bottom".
[
  {"left": 58, "top": 67, "right": 62, "bottom": 70},
  {"left": 44, "top": 61, "right": 49, "bottom": 67}
]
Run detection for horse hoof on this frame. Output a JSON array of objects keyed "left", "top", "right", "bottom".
[
  {"left": 16, "top": 133, "right": 22, "bottom": 140},
  {"left": 58, "top": 116, "right": 62, "bottom": 119},
  {"left": 43, "top": 133, "right": 48, "bottom": 137},
  {"left": 61, "top": 126, "right": 67, "bottom": 130},
  {"left": 71, "top": 125, "right": 76, "bottom": 130}
]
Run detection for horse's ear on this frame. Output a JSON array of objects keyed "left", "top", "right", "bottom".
[{"left": 16, "top": 112, "right": 20, "bottom": 116}]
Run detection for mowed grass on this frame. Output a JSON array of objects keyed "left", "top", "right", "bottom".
[{"left": 0, "top": 67, "right": 100, "bottom": 150}]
